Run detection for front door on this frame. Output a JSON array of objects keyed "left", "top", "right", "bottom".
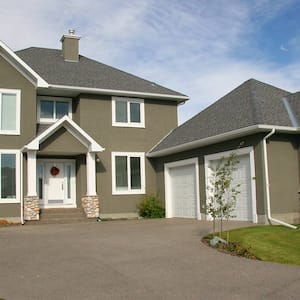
[{"left": 37, "top": 159, "right": 76, "bottom": 208}]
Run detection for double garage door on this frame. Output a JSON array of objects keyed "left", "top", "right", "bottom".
[{"left": 165, "top": 152, "right": 255, "bottom": 221}]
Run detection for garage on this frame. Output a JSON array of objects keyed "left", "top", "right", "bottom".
[
  {"left": 205, "top": 148, "right": 257, "bottom": 222},
  {"left": 164, "top": 158, "right": 200, "bottom": 219}
]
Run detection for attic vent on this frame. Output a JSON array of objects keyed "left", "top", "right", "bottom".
[{"left": 60, "top": 30, "right": 81, "bottom": 62}]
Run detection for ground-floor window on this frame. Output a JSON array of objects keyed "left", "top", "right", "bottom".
[
  {"left": 0, "top": 150, "right": 19, "bottom": 203},
  {"left": 112, "top": 152, "right": 145, "bottom": 195}
]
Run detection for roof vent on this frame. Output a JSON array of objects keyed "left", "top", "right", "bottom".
[{"left": 60, "top": 30, "right": 81, "bottom": 62}]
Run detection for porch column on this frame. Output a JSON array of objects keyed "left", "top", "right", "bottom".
[
  {"left": 86, "top": 151, "right": 96, "bottom": 196},
  {"left": 27, "top": 150, "right": 37, "bottom": 196},
  {"left": 24, "top": 150, "right": 39, "bottom": 221},
  {"left": 81, "top": 151, "right": 100, "bottom": 218}
]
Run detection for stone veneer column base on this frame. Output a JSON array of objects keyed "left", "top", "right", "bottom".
[
  {"left": 24, "top": 196, "right": 40, "bottom": 221},
  {"left": 81, "top": 195, "right": 100, "bottom": 218}
]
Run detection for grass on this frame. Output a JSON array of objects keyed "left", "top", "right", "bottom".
[{"left": 208, "top": 225, "right": 300, "bottom": 265}]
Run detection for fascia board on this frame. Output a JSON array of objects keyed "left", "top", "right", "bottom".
[
  {"left": 147, "top": 124, "right": 300, "bottom": 158},
  {"left": 48, "top": 84, "right": 189, "bottom": 102},
  {"left": 0, "top": 40, "right": 48, "bottom": 88}
]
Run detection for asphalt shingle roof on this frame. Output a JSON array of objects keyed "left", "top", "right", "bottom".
[
  {"left": 151, "top": 79, "right": 294, "bottom": 153},
  {"left": 15, "top": 47, "right": 186, "bottom": 98}
]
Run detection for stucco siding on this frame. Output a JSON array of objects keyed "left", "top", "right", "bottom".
[
  {"left": 76, "top": 94, "right": 178, "bottom": 214},
  {"left": 267, "top": 135, "right": 299, "bottom": 215},
  {"left": 0, "top": 55, "right": 36, "bottom": 148}
]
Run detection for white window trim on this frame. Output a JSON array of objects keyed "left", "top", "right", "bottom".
[
  {"left": 112, "top": 97, "right": 145, "bottom": 128},
  {"left": 0, "top": 149, "right": 20, "bottom": 203},
  {"left": 37, "top": 96, "right": 72, "bottom": 124},
  {"left": 164, "top": 158, "right": 201, "bottom": 220},
  {"left": 204, "top": 146, "right": 257, "bottom": 223},
  {"left": 0, "top": 89, "right": 21, "bottom": 135},
  {"left": 111, "top": 152, "right": 145, "bottom": 195}
]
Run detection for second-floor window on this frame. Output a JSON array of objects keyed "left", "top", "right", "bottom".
[
  {"left": 0, "top": 89, "right": 20, "bottom": 135},
  {"left": 112, "top": 97, "right": 145, "bottom": 128},
  {"left": 38, "top": 97, "right": 72, "bottom": 123}
]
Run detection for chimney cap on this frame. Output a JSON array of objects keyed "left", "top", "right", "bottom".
[{"left": 60, "top": 30, "right": 81, "bottom": 42}]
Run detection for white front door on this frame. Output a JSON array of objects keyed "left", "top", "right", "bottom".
[{"left": 37, "top": 159, "right": 76, "bottom": 208}]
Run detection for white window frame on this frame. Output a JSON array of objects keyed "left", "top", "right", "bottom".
[
  {"left": 112, "top": 97, "right": 145, "bottom": 128},
  {"left": 111, "top": 152, "right": 145, "bottom": 195},
  {"left": 204, "top": 146, "right": 257, "bottom": 223},
  {"left": 0, "top": 89, "right": 21, "bottom": 135},
  {"left": 37, "top": 96, "right": 72, "bottom": 123},
  {"left": 0, "top": 149, "right": 20, "bottom": 203}
]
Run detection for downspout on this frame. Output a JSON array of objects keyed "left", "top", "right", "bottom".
[
  {"left": 20, "top": 150, "right": 24, "bottom": 225},
  {"left": 262, "top": 129, "right": 297, "bottom": 229}
]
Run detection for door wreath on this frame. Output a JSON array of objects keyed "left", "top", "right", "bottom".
[{"left": 50, "top": 166, "right": 60, "bottom": 176}]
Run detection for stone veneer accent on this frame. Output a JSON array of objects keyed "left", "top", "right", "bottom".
[
  {"left": 81, "top": 195, "right": 100, "bottom": 218},
  {"left": 24, "top": 196, "right": 40, "bottom": 221}
]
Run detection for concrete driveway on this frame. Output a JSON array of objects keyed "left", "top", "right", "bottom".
[{"left": 0, "top": 219, "right": 299, "bottom": 300}]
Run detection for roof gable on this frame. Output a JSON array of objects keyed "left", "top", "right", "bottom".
[
  {"left": 24, "top": 116, "right": 104, "bottom": 153},
  {"left": 0, "top": 41, "right": 48, "bottom": 88}
]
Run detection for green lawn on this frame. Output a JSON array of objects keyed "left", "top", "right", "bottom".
[{"left": 221, "top": 225, "right": 300, "bottom": 265}]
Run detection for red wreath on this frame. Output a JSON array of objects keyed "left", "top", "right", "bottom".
[{"left": 50, "top": 166, "right": 60, "bottom": 176}]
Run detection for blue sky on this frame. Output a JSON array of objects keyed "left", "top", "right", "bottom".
[{"left": 1, "top": 0, "right": 300, "bottom": 123}]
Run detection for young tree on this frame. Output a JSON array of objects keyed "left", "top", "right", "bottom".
[{"left": 206, "top": 152, "right": 241, "bottom": 242}]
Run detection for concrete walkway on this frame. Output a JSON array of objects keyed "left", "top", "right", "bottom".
[{"left": 0, "top": 219, "right": 299, "bottom": 300}]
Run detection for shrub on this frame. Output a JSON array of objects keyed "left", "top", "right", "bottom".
[{"left": 137, "top": 194, "right": 165, "bottom": 218}]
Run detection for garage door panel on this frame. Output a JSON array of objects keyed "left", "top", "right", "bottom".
[
  {"left": 169, "top": 164, "right": 197, "bottom": 218},
  {"left": 208, "top": 154, "right": 253, "bottom": 221}
]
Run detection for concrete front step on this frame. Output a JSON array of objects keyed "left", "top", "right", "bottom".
[{"left": 26, "top": 208, "right": 97, "bottom": 225}]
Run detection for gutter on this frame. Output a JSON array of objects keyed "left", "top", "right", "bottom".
[
  {"left": 147, "top": 124, "right": 300, "bottom": 158},
  {"left": 20, "top": 151, "right": 24, "bottom": 225},
  {"left": 262, "top": 129, "right": 297, "bottom": 229},
  {"left": 46, "top": 84, "right": 189, "bottom": 102}
]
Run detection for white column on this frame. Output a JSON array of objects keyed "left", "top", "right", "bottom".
[
  {"left": 27, "top": 150, "right": 37, "bottom": 196},
  {"left": 86, "top": 152, "right": 97, "bottom": 196}
]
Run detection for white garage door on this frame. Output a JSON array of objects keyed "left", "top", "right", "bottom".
[
  {"left": 208, "top": 154, "right": 253, "bottom": 221},
  {"left": 168, "top": 164, "right": 198, "bottom": 218}
]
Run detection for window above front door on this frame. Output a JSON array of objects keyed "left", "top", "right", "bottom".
[{"left": 37, "top": 96, "right": 72, "bottom": 123}]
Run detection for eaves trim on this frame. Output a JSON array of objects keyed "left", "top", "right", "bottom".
[
  {"left": 47, "top": 84, "right": 189, "bottom": 102},
  {"left": 147, "top": 124, "right": 300, "bottom": 158}
]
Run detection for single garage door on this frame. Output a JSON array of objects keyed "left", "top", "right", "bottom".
[
  {"left": 168, "top": 163, "right": 198, "bottom": 218},
  {"left": 207, "top": 154, "right": 253, "bottom": 221}
]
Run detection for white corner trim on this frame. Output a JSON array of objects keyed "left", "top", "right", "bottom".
[
  {"left": 0, "top": 40, "right": 48, "bottom": 88},
  {"left": 164, "top": 157, "right": 200, "bottom": 220},
  {"left": 204, "top": 146, "right": 257, "bottom": 223},
  {"left": 24, "top": 115, "right": 105, "bottom": 152},
  {"left": 111, "top": 152, "right": 145, "bottom": 195}
]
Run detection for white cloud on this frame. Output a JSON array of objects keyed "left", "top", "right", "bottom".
[{"left": 0, "top": 0, "right": 299, "bottom": 124}]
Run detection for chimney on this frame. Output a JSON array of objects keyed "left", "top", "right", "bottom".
[{"left": 60, "top": 30, "right": 81, "bottom": 62}]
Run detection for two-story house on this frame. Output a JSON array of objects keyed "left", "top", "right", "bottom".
[{"left": 0, "top": 31, "right": 188, "bottom": 223}]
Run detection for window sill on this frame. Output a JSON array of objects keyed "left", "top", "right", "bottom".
[
  {"left": 112, "top": 189, "right": 145, "bottom": 195},
  {"left": 0, "top": 199, "right": 19, "bottom": 204},
  {"left": 112, "top": 122, "right": 145, "bottom": 128},
  {"left": 0, "top": 131, "right": 20, "bottom": 135}
]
